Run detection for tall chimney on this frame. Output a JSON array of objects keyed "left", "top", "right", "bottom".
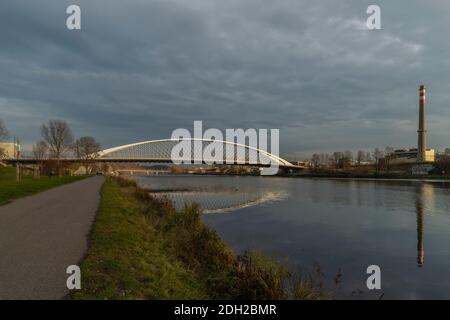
[{"left": 418, "top": 85, "right": 427, "bottom": 163}]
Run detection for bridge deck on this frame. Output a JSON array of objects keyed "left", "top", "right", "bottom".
[{"left": 4, "top": 158, "right": 304, "bottom": 170}]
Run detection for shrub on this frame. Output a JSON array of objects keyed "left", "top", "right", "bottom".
[{"left": 115, "top": 176, "right": 137, "bottom": 188}]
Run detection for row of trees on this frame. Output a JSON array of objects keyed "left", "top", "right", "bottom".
[
  {"left": 310, "top": 147, "right": 395, "bottom": 170},
  {"left": 33, "top": 119, "right": 101, "bottom": 175},
  {"left": 33, "top": 119, "right": 101, "bottom": 160},
  {"left": 437, "top": 155, "right": 450, "bottom": 174},
  {"left": 1, "top": 118, "right": 101, "bottom": 163},
  {"left": 0, "top": 118, "right": 101, "bottom": 176}
]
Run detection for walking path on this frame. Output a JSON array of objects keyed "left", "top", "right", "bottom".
[{"left": 0, "top": 176, "right": 104, "bottom": 299}]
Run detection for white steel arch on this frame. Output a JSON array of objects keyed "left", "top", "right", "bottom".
[{"left": 98, "top": 138, "right": 294, "bottom": 167}]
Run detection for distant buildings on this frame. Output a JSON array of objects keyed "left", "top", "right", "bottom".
[
  {"left": 295, "top": 160, "right": 312, "bottom": 167},
  {"left": 307, "top": 85, "right": 450, "bottom": 174},
  {"left": 0, "top": 142, "right": 19, "bottom": 159},
  {"left": 388, "top": 148, "right": 435, "bottom": 165}
]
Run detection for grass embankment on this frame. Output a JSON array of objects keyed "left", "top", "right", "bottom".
[
  {"left": 73, "top": 177, "right": 327, "bottom": 300},
  {"left": 0, "top": 166, "right": 89, "bottom": 204}
]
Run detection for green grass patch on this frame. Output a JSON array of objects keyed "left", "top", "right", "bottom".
[
  {"left": 73, "top": 177, "right": 328, "bottom": 300},
  {"left": 0, "top": 166, "right": 90, "bottom": 204}
]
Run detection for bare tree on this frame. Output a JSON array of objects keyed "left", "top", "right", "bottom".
[
  {"left": 75, "top": 136, "right": 101, "bottom": 160},
  {"left": 33, "top": 140, "right": 48, "bottom": 159},
  {"left": 332, "top": 151, "right": 344, "bottom": 169},
  {"left": 32, "top": 141, "right": 48, "bottom": 178},
  {"left": 366, "top": 151, "right": 372, "bottom": 163},
  {"left": 357, "top": 150, "right": 366, "bottom": 166},
  {"left": 41, "top": 120, "right": 74, "bottom": 175},
  {"left": 343, "top": 150, "right": 353, "bottom": 168},
  {"left": 74, "top": 136, "right": 101, "bottom": 174},
  {"left": 384, "top": 146, "right": 394, "bottom": 156},
  {"left": 384, "top": 146, "right": 394, "bottom": 173},
  {"left": 311, "top": 153, "right": 320, "bottom": 168},
  {"left": 320, "top": 153, "right": 330, "bottom": 168},
  {"left": 437, "top": 155, "right": 450, "bottom": 174},
  {"left": 372, "top": 148, "right": 384, "bottom": 174}
]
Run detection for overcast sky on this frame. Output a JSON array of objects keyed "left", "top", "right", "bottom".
[{"left": 1, "top": 0, "right": 450, "bottom": 158}]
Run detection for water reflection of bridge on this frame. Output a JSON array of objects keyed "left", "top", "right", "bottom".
[{"left": 149, "top": 189, "right": 288, "bottom": 213}]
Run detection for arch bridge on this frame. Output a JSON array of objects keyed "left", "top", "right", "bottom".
[
  {"left": 97, "top": 138, "right": 298, "bottom": 169},
  {"left": 6, "top": 138, "right": 303, "bottom": 171}
]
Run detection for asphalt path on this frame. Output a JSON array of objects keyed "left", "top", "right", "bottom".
[{"left": 0, "top": 176, "right": 104, "bottom": 299}]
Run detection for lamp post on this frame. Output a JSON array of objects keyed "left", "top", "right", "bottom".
[{"left": 15, "top": 138, "right": 21, "bottom": 182}]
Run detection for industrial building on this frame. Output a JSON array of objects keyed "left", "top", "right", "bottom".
[
  {"left": 389, "top": 148, "right": 435, "bottom": 165},
  {"left": 386, "top": 85, "right": 436, "bottom": 167}
]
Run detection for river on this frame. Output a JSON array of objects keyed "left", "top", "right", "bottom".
[{"left": 136, "top": 175, "right": 450, "bottom": 299}]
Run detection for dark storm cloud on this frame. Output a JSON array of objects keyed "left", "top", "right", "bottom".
[{"left": 1, "top": 0, "right": 450, "bottom": 157}]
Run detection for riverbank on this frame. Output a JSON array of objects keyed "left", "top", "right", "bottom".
[
  {"left": 296, "top": 171, "right": 450, "bottom": 181},
  {"left": 73, "top": 177, "right": 326, "bottom": 299},
  {"left": 0, "top": 166, "right": 90, "bottom": 204}
]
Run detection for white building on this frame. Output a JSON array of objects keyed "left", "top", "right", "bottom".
[{"left": 0, "top": 142, "right": 19, "bottom": 159}]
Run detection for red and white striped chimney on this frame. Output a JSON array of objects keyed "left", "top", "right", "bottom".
[{"left": 417, "top": 85, "right": 427, "bottom": 163}]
